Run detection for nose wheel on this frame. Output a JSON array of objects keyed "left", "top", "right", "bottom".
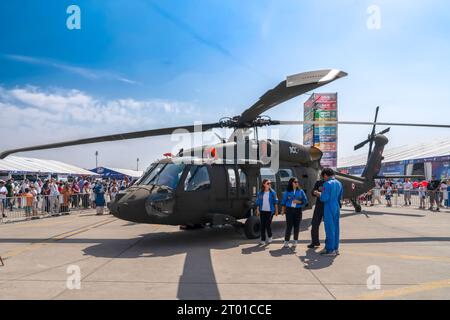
[{"left": 244, "top": 216, "right": 261, "bottom": 239}]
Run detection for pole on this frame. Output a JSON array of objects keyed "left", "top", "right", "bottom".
[
  {"left": 136, "top": 158, "right": 139, "bottom": 171},
  {"left": 95, "top": 151, "right": 98, "bottom": 168}
]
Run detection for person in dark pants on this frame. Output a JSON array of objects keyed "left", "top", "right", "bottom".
[
  {"left": 281, "top": 178, "right": 308, "bottom": 248},
  {"left": 255, "top": 179, "right": 279, "bottom": 245},
  {"left": 428, "top": 176, "right": 441, "bottom": 212},
  {"left": 308, "top": 178, "right": 325, "bottom": 249}
]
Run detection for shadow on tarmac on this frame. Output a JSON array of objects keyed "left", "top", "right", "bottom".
[
  {"left": 0, "top": 207, "right": 442, "bottom": 298},
  {"left": 299, "top": 248, "right": 336, "bottom": 270}
]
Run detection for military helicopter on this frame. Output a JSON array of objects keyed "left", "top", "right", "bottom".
[{"left": 2, "top": 69, "right": 450, "bottom": 239}]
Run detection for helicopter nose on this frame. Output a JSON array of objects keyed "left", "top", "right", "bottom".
[{"left": 109, "top": 188, "right": 153, "bottom": 223}]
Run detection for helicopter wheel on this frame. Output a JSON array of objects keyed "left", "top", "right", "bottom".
[{"left": 244, "top": 216, "right": 261, "bottom": 239}]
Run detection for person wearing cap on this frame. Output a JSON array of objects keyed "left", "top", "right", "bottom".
[
  {"left": 313, "top": 168, "right": 343, "bottom": 257},
  {"left": 0, "top": 180, "right": 7, "bottom": 218}
]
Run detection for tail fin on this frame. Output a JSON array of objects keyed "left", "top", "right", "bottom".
[{"left": 361, "top": 134, "right": 389, "bottom": 180}]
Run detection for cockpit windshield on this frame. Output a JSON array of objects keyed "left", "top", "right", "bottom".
[{"left": 138, "top": 163, "right": 185, "bottom": 189}]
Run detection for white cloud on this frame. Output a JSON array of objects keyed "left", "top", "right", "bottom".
[
  {"left": 0, "top": 85, "right": 207, "bottom": 168},
  {"left": 2, "top": 54, "right": 139, "bottom": 85}
]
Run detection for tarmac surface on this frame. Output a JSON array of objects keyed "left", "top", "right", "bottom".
[{"left": 0, "top": 205, "right": 449, "bottom": 300}]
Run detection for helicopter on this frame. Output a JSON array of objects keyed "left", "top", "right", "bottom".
[{"left": 2, "top": 69, "right": 450, "bottom": 239}]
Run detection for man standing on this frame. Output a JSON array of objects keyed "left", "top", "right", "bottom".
[
  {"left": 0, "top": 180, "right": 7, "bottom": 218},
  {"left": 5, "top": 179, "right": 14, "bottom": 211},
  {"left": 49, "top": 179, "right": 60, "bottom": 215},
  {"left": 314, "top": 168, "right": 343, "bottom": 257},
  {"left": 403, "top": 179, "right": 412, "bottom": 206},
  {"left": 308, "top": 178, "right": 325, "bottom": 249},
  {"left": 428, "top": 176, "right": 440, "bottom": 212}
]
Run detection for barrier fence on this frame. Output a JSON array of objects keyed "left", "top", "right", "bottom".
[
  {"left": 0, "top": 194, "right": 112, "bottom": 224},
  {"left": 354, "top": 189, "right": 450, "bottom": 210}
]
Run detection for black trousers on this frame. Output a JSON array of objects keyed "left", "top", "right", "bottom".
[
  {"left": 259, "top": 211, "right": 273, "bottom": 241},
  {"left": 285, "top": 207, "right": 302, "bottom": 241},
  {"left": 310, "top": 206, "right": 324, "bottom": 245}
]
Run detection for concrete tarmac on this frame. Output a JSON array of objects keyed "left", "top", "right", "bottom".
[{"left": 0, "top": 205, "right": 449, "bottom": 300}]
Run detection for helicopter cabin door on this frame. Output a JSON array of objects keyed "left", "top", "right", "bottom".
[{"left": 176, "top": 165, "right": 211, "bottom": 223}]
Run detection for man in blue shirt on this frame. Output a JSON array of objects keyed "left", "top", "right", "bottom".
[{"left": 314, "top": 168, "right": 343, "bottom": 256}]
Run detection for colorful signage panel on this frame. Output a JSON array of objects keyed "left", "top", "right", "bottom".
[{"left": 303, "top": 93, "right": 338, "bottom": 168}]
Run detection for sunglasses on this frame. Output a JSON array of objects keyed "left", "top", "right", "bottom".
[
  {"left": 293, "top": 181, "right": 299, "bottom": 184},
  {"left": 265, "top": 182, "right": 272, "bottom": 185}
]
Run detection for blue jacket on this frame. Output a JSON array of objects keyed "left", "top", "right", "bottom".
[
  {"left": 255, "top": 189, "right": 279, "bottom": 214},
  {"left": 320, "top": 177, "right": 343, "bottom": 215},
  {"left": 281, "top": 189, "right": 308, "bottom": 209}
]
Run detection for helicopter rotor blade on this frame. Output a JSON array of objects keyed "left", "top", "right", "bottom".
[
  {"left": 238, "top": 69, "right": 348, "bottom": 126},
  {"left": 378, "top": 127, "right": 391, "bottom": 135},
  {"left": 0, "top": 122, "right": 222, "bottom": 159},
  {"left": 274, "top": 120, "right": 450, "bottom": 129},
  {"left": 354, "top": 139, "right": 370, "bottom": 151}
]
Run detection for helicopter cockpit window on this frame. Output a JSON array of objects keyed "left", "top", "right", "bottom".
[
  {"left": 227, "top": 168, "right": 237, "bottom": 196},
  {"left": 141, "top": 163, "right": 185, "bottom": 189},
  {"left": 238, "top": 169, "right": 248, "bottom": 195},
  {"left": 184, "top": 166, "right": 211, "bottom": 191},
  {"left": 139, "top": 163, "right": 164, "bottom": 185},
  {"left": 155, "top": 163, "right": 185, "bottom": 189}
]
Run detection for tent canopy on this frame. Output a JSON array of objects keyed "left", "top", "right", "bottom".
[
  {"left": 0, "top": 156, "right": 98, "bottom": 176},
  {"left": 91, "top": 167, "right": 143, "bottom": 179}
]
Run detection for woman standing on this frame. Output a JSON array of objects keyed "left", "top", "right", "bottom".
[
  {"left": 255, "top": 179, "right": 279, "bottom": 245},
  {"left": 41, "top": 181, "right": 51, "bottom": 213},
  {"left": 61, "top": 183, "right": 72, "bottom": 214},
  {"left": 281, "top": 178, "right": 308, "bottom": 248}
]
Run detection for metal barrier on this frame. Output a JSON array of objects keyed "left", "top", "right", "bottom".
[
  {"left": 0, "top": 193, "right": 111, "bottom": 224},
  {"left": 358, "top": 189, "right": 449, "bottom": 210}
]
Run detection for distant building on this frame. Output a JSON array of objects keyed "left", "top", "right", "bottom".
[{"left": 338, "top": 138, "right": 450, "bottom": 180}]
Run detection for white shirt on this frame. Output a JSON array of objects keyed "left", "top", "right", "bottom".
[
  {"left": 261, "top": 192, "right": 271, "bottom": 212},
  {"left": 404, "top": 182, "right": 412, "bottom": 191},
  {"left": 0, "top": 186, "right": 7, "bottom": 199}
]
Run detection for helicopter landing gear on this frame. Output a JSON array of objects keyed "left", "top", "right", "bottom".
[
  {"left": 179, "top": 224, "right": 205, "bottom": 230},
  {"left": 351, "top": 199, "right": 362, "bottom": 213},
  {"left": 244, "top": 216, "right": 261, "bottom": 239}
]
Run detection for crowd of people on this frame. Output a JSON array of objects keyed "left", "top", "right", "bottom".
[
  {"left": 360, "top": 177, "right": 449, "bottom": 211},
  {"left": 0, "top": 176, "right": 133, "bottom": 219}
]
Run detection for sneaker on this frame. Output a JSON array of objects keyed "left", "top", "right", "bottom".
[
  {"left": 292, "top": 240, "right": 298, "bottom": 246},
  {"left": 335, "top": 250, "right": 340, "bottom": 256},
  {"left": 319, "top": 249, "right": 337, "bottom": 256},
  {"left": 283, "top": 241, "right": 289, "bottom": 248},
  {"left": 307, "top": 243, "right": 320, "bottom": 249},
  {"left": 267, "top": 237, "right": 273, "bottom": 244},
  {"left": 259, "top": 240, "right": 266, "bottom": 246}
]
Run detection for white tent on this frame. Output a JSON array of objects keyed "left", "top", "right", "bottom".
[{"left": 0, "top": 156, "right": 98, "bottom": 176}]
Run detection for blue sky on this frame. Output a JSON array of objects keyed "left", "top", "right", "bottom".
[{"left": 1, "top": 0, "right": 450, "bottom": 169}]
